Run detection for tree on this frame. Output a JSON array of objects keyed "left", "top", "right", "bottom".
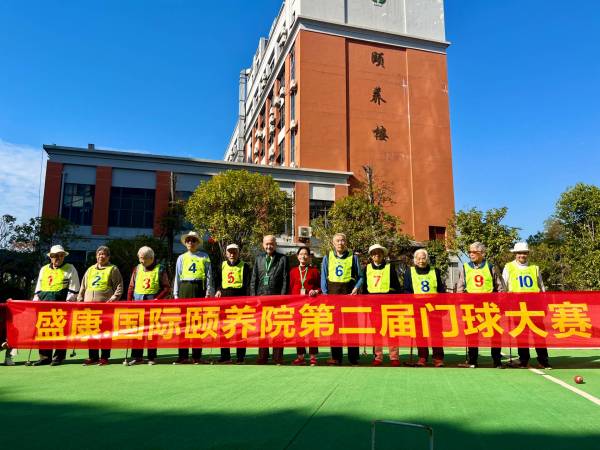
[
  {"left": 159, "top": 172, "right": 186, "bottom": 279},
  {"left": 447, "top": 207, "right": 519, "bottom": 268},
  {"left": 185, "top": 170, "right": 290, "bottom": 259},
  {"left": 0, "top": 215, "right": 16, "bottom": 249}
]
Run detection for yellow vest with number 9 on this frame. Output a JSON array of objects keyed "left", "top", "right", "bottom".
[
  {"left": 134, "top": 264, "right": 160, "bottom": 295},
  {"left": 327, "top": 251, "right": 353, "bottom": 283},
  {"left": 464, "top": 263, "right": 494, "bottom": 293},
  {"left": 87, "top": 265, "right": 114, "bottom": 292},
  {"left": 366, "top": 264, "right": 391, "bottom": 293}
]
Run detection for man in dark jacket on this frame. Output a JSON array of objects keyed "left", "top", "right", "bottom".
[{"left": 250, "top": 235, "right": 288, "bottom": 364}]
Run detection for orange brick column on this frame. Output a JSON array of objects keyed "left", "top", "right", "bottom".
[
  {"left": 42, "top": 161, "right": 63, "bottom": 218},
  {"left": 92, "top": 166, "right": 112, "bottom": 236},
  {"left": 154, "top": 171, "right": 171, "bottom": 237},
  {"left": 335, "top": 184, "right": 348, "bottom": 201},
  {"left": 294, "top": 182, "right": 309, "bottom": 243}
]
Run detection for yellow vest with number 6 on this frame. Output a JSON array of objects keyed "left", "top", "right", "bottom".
[
  {"left": 222, "top": 261, "right": 244, "bottom": 289},
  {"left": 366, "top": 264, "right": 391, "bottom": 293},
  {"left": 40, "top": 264, "right": 72, "bottom": 292},
  {"left": 464, "top": 262, "right": 493, "bottom": 293},
  {"left": 134, "top": 264, "right": 160, "bottom": 295},
  {"left": 181, "top": 253, "right": 207, "bottom": 280},
  {"left": 506, "top": 261, "right": 540, "bottom": 293},
  {"left": 328, "top": 251, "right": 353, "bottom": 283},
  {"left": 87, "top": 265, "right": 114, "bottom": 292},
  {"left": 410, "top": 266, "right": 438, "bottom": 294}
]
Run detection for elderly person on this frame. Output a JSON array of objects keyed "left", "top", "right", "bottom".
[
  {"left": 250, "top": 235, "right": 288, "bottom": 364},
  {"left": 30, "top": 245, "right": 80, "bottom": 366},
  {"left": 126, "top": 246, "right": 171, "bottom": 365},
  {"left": 320, "top": 233, "right": 364, "bottom": 366},
  {"left": 456, "top": 242, "right": 505, "bottom": 368},
  {"left": 215, "top": 243, "right": 251, "bottom": 364},
  {"left": 366, "top": 244, "right": 402, "bottom": 367},
  {"left": 403, "top": 248, "right": 446, "bottom": 367},
  {"left": 289, "top": 246, "right": 321, "bottom": 366},
  {"left": 503, "top": 242, "right": 551, "bottom": 369},
  {"left": 173, "top": 231, "right": 213, "bottom": 364},
  {"left": 78, "top": 245, "right": 124, "bottom": 366}
]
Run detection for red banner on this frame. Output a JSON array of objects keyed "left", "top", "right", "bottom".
[{"left": 4, "top": 292, "right": 600, "bottom": 349}]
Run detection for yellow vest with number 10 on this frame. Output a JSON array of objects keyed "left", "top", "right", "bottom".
[
  {"left": 222, "top": 261, "right": 244, "bottom": 289},
  {"left": 506, "top": 261, "right": 540, "bottom": 293},
  {"left": 134, "top": 264, "right": 160, "bottom": 295},
  {"left": 464, "top": 262, "right": 494, "bottom": 293},
  {"left": 40, "top": 264, "right": 71, "bottom": 292},
  {"left": 181, "top": 253, "right": 207, "bottom": 280},
  {"left": 410, "top": 266, "right": 438, "bottom": 294},
  {"left": 328, "top": 251, "right": 353, "bottom": 283},
  {"left": 366, "top": 264, "right": 391, "bottom": 293},
  {"left": 87, "top": 265, "right": 114, "bottom": 292}
]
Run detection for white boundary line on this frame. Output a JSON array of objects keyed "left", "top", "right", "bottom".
[{"left": 530, "top": 368, "right": 600, "bottom": 407}]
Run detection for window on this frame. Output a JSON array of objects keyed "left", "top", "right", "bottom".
[
  {"left": 290, "top": 131, "right": 296, "bottom": 165},
  {"left": 277, "top": 139, "right": 285, "bottom": 166},
  {"left": 290, "top": 92, "right": 296, "bottom": 121},
  {"left": 290, "top": 47, "right": 295, "bottom": 80},
  {"left": 61, "top": 183, "right": 95, "bottom": 225},
  {"left": 429, "top": 226, "right": 446, "bottom": 241},
  {"left": 175, "top": 191, "right": 194, "bottom": 230},
  {"left": 279, "top": 102, "right": 285, "bottom": 129},
  {"left": 109, "top": 187, "right": 155, "bottom": 228},
  {"left": 309, "top": 199, "right": 333, "bottom": 225},
  {"left": 278, "top": 70, "right": 285, "bottom": 90},
  {"left": 284, "top": 192, "right": 294, "bottom": 237}
]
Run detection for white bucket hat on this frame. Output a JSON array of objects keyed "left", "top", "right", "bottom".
[
  {"left": 47, "top": 245, "right": 69, "bottom": 257},
  {"left": 510, "top": 242, "right": 530, "bottom": 253},
  {"left": 368, "top": 244, "right": 388, "bottom": 256},
  {"left": 180, "top": 231, "right": 202, "bottom": 245}
]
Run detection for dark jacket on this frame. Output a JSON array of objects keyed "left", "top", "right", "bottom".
[{"left": 250, "top": 252, "right": 288, "bottom": 296}]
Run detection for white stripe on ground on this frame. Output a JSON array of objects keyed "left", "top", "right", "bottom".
[{"left": 530, "top": 368, "right": 600, "bottom": 406}]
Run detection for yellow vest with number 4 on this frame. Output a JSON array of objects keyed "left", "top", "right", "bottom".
[
  {"left": 134, "top": 264, "right": 160, "bottom": 295},
  {"left": 410, "top": 266, "right": 438, "bottom": 294},
  {"left": 181, "top": 253, "right": 207, "bottom": 280},
  {"left": 506, "top": 261, "right": 540, "bottom": 293},
  {"left": 40, "top": 264, "right": 72, "bottom": 292},
  {"left": 87, "top": 265, "right": 114, "bottom": 292},
  {"left": 366, "top": 264, "right": 391, "bottom": 293},
  {"left": 328, "top": 251, "right": 353, "bottom": 283},
  {"left": 222, "top": 261, "right": 244, "bottom": 289},
  {"left": 464, "top": 262, "right": 493, "bottom": 293}
]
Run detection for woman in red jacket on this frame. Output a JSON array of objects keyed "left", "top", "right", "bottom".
[{"left": 289, "top": 246, "right": 320, "bottom": 366}]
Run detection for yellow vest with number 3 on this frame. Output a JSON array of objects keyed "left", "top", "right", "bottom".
[
  {"left": 87, "top": 265, "right": 114, "bottom": 292},
  {"left": 181, "top": 253, "right": 207, "bottom": 280},
  {"left": 134, "top": 264, "right": 160, "bottom": 295},
  {"left": 40, "top": 264, "right": 71, "bottom": 292},
  {"left": 366, "top": 264, "right": 391, "bottom": 293},
  {"left": 410, "top": 266, "right": 438, "bottom": 294},
  {"left": 506, "top": 261, "right": 540, "bottom": 293},
  {"left": 222, "top": 261, "right": 244, "bottom": 289},
  {"left": 327, "top": 251, "right": 353, "bottom": 283},
  {"left": 464, "top": 263, "right": 494, "bottom": 293}
]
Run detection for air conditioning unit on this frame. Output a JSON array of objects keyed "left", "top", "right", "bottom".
[
  {"left": 253, "top": 146, "right": 259, "bottom": 155},
  {"left": 289, "top": 161, "right": 296, "bottom": 168},
  {"left": 290, "top": 119, "right": 297, "bottom": 131},
  {"left": 273, "top": 98, "right": 281, "bottom": 108},
  {"left": 278, "top": 97, "right": 284, "bottom": 108},
  {"left": 269, "top": 106, "right": 276, "bottom": 115},
  {"left": 289, "top": 79, "right": 298, "bottom": 92},
  {"left": 268, "top": 145, "right": 275, "bottom": 157},
  {"left": 277, "top": 29, "right": 288, "bottom": 44},
  {"left": 298, "top": 226, "right": 312, "bottom": 238},
  {"left": 279, "top": 86, "right": 286, "bottom": 96}
]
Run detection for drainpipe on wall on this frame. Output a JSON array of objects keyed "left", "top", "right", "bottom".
[{"left": 237, "top": 69, "right": 250, "bottom": 162}]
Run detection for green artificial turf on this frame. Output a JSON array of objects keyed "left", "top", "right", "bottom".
[{"left": 1, "top": 348, "right": 599, "bottom": 450}]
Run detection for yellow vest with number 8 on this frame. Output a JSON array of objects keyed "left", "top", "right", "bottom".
[{"left": 410, "top": 266, "right": 438, "bottom": 294}]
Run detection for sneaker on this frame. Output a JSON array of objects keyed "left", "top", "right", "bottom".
[
  {"left": 256, "top": 358, "right": 268, "bottom": 365},
  {"left": 416, "top": 357, "right": 427, "bottom": 367},
  {"left": 309, "top": 356, "right": 317, "bottom": 366},
  {"left": 349, "top": 360, "right": 359, "bottom": 366},
  {"left": 83, "top": 358, "right": 99, "bottom": 366},
  {"left": 1, "top": 341, "right": 8, "bottom": 350},
  {"left": 98, "top": 358, "right": 110, "bottom": 366},
  {"left": 50, "top": 357, "right": 64, "bottom": 366},
  {"left": 4, "top": 356, "right": 15, "bottom": 366},
  {"left": 537, "top": 363, "right": 552, "bottom": 370},
  {"left": 457, "top": 362, "right": 477, "bottom": 368},
  {"left": 147, "top": 359, "right": 156, "bottom": 366},
  {"left": 127, "top": 358, "right": 144, "bottom": 366},
  {"left": 494, "top": 363, "right": 505, "bottom": 369},
  {"left": 292, "top": 357, "right": 306, "bottom": 366},
  {"left": 372, "top": 359, "right": 383, "bottom": 367},
  {"left": 433, "top": 359, "right": 444, "bottom": 368},
  {"left": 217, "top": 358, "right": 233, "bottom": 364},
  {"left": 172, "top": 358, "right": 191, "bottom": 365},
  {"left": 32, "top": 358, "right": 51, "bottom": 366},
  {"left": 235, "top": 358, "right": 245, "bottom": 365},
  {"left": 273, "top": 359, "right": 284, "bottom": 366},
  {"left": 326, "top": 358, "right": 342, "bottom": 366},
  {"left": 390, "top": 360, "right": 401, "bottom": 367}
]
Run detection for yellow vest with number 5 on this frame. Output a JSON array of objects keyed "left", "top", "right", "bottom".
[
  {"left": 181, "top": 253, "right": 207, "bottom": 280},
  {"left": 506, "top": 261, "right": 540, "bottom": 293},
  {"left": 134, "top": 264, "right": 160, "bottom": 295},
  {"left": 87, "top": 265, "right": 114, "bottom": 292},
  {"left": 327, "top": 251, "right": 353, "bottom": 283},
  {"left": 410, "top": 266, "right": 438, "bottom": 294},
  {"left": 222, "top": 261, "right": 244, "bottom": 289},
  {"left": 40, "top": 264, "right": 72, "bottom": 292},
  {"left": 366, "top": 264, "right": 391, "bottom": 293}
]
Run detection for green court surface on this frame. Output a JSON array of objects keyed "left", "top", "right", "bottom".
[{"left": 1, "top": 349, "right": 599, "bottom": 450}]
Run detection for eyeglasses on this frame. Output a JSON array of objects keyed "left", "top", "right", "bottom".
[
  {"left": 49, "top": 254, "right": 63, "bottom": 258},
  {"left": 468, "top": 251, "right": 482, "bottom": 254}
]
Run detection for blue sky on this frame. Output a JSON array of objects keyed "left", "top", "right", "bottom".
[{"left": 1, "top": 0, "right": 599, "bottom": 238}]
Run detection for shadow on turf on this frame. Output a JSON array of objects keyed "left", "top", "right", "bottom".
[{"left": 0, "top": 396, "right": 598, "bottom": 450}]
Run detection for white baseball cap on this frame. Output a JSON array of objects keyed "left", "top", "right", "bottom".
[{"left": 226, "top": 243, "right": 240, "bottom": 251}]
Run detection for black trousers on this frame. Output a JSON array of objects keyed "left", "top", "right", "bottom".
[
  {"left": 468, "top": 347, "right": 501, "bottom": 365},
  {"left": 220, "top": 348, "right": 247, "bottom": 361},
  {"left": 89, "top": 349, "right": 111, "bottom": 360},
  {"left": 417, "top": 347, "right": 444, "bottom": 361},
  {"left": 179, "top": 348, "right": 202, "bottom": 360},
  {"left": 331, "top": 347, "right": 360, "bottom": 364},
  {"left": 178, "top": 282, "right": 206, "bottom": 361},
  {"left": 131, "top": 348, "right": 157, "bottom": 360},
  {"left": 39, "top": 349, "right": 66, "bottom": 361},
  {"left": 519, "top": 347, "right": 549, "bottom": 365},
  {"left": 258, "top": 347, "right": 284, "bottom": 362},
  {"left": 297, "top": 347, "right": 319, "bottom": 356}
]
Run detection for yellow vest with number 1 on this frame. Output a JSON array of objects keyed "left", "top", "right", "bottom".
[
  {"left": 222, "top": 261, "right": 244, "bottom": 289},
  {"left": 366, "top": 264, "right": 391, "bottom": 293},
  {"left": 464, "top": 262, "right": 494, "bottom": 293},
  {"left": 40, "top": 264, "right": 72, "bottom": 292},
  {"left": 506, "top": 261, "right": 540, "bottom": 293},
  {"left": 181, "top": 253, "right": 207, "bottom": 280},
  {"left": 87, "top": 265, "right": 114, "bottom": 292},
  {"left": 410, "top": 266, "right": 438, "bottom": 294},
  {"left": 328, "top": 251, "right": 353, "bottom": 283},
  {"left": 134, "top": 264, "right": 160, "bottom": 295}
]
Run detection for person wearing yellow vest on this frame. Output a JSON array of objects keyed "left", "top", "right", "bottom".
[
  {"left": 215, "top": 243, "right": 251, "bottom": 364},
  {"left": 502, "top": 242, "right": 551, "bottom": 369},
  {"left": 78, "top": 246, "right": 124, "bottom": 366},
  {"left": 173, "top": 231, "right": 214, "bottom": 364},
  {"left": 320, "top": 233, "right": 365, "bottom": 366},
  {"left": 29, "top": 245, "right": 80, "bottom": 366},
  {"left": 403, "top": 248, "right": 446, "bottom": 367},
  {"left": 366, "top": 244, "right": 402, "bottom": 367},
  {"left": 126, "top": 246, "right": 171, "bottom": 365},
  {"left": 456, "top": 242, "right": 505, "bottom": 368}
]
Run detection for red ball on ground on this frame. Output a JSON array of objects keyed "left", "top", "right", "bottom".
[{"left": 574, "top": 375, "right": 584, "bottom": 384}]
